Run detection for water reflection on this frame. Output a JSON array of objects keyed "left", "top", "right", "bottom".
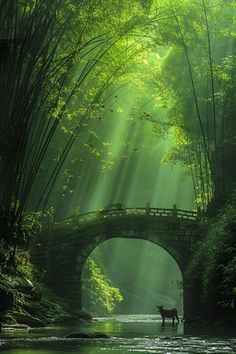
[
  {"left": 0, "top": 315, "right": 235, "bottom": 354},
  {"left": 92, "top": 314, "right": 183, "bottom": 337},
  {"left": 93, "top": 319, "right": 123, "bottom": 336}
]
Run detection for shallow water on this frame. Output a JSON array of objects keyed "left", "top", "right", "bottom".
[{"left": 0, "top": 315, "right": 235, "bottom": 354}]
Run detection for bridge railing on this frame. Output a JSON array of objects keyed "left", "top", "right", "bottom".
[
  {"left": 176, "top": 208, "right": 198, "bottom": 220},
  {"left": 97, "top": 206, "right": 198, "bottom": 221},
  {"left": 54, "top": 205, "right": 200, "bottom": 229},
  {"left": 149, "top": 208, "right": 174, "bottom": 218}
]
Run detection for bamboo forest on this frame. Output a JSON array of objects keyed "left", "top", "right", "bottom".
[{"left": 0, "top": 0, "right": 236, "bottom": 353}]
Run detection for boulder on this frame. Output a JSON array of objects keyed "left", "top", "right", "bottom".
[
  {"left": 2, "top": 323, "right": 29, "bottom": 331},
  {"left": 16, "top": 277, "right": 41, "bottom": 301},
  {"left": 66, "top": 332, "right": 110, "bottom": 339},
  {"left": 12, "top": 312, "right": 45, "bottom": 328},
  {"left": 52, "top": 313, "right": 78, "bottom": 324},
  {"left": 16, "top": 276, "right": 34, "bottom": 292},
  {"left": 74, "top": 310, "right": 93, "bottom": 321},
  {"left": 0, "top": 287, "right": 14, "bottom": 312}
]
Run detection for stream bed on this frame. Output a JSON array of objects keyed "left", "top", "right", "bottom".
[{"left": 0, "top": 315, "right": 235, "bottom": 353}]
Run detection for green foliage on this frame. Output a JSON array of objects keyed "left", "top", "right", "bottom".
[
  {"left": 0, "top": 0, "right": 158, "bottom": 255},
  {"left": 83, "top": 258, "right": 123, "bottom": 315},
  {"left": 203, "top": 206, "right": 236, "bottom": 308},
  {"left": 142, "top": 0, "right": 236, "bottom": 210},
  {"left": 23, "top": 207, "right": 55, "bottom": 238},
  {"left": 0, "top": 204, "right": 55, "bottom": 265},
  {"left": 1, "top": 0, "right": 235, "bottom": 288},
  {"left": 187, "top": 193, "right": 236, "bottom": 310},
  {"left": 0, "top": 246, "right": 36, "bottom": 308}
]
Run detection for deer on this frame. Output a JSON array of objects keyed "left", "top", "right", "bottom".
[{"left": 156, "top": 305, "right": 179, "bottom": 325}]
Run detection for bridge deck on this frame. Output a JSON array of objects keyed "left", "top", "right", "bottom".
[{"left": 53, "top": 206, "right": 201, "bottom": 229}]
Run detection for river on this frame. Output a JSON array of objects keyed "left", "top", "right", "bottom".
[{"left": 0, "top": 315, "right": 235, "bottom": 353}]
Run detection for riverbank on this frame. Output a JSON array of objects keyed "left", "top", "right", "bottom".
[{"left": 0, "top": 260, "right": 92, "bottom": 331}]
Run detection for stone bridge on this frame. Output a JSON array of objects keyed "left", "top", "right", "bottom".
[{"left": 32, "top": 205, "right": 203, "bottom": 317}]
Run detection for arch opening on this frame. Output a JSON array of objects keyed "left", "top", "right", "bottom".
[{"left": 82, "top": 238, "right": 183, "bottom": 316}]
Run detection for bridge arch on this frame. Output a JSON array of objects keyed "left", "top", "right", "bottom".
[
  {"left": 80, "top": 234, "right": 181, "bottom": 273},
  {"left": 76, "top": 224, "right": 184, "bottom": 274},
  {"left": 32, "top": 206, "right": 201, "bottom": 317},
  {"left": 82, "top": 237, "right": 184, "bottom": 315}
]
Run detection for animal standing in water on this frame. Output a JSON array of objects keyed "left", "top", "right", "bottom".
[{"left": 156, "top": 305, "right": 179, "bottom": 324}]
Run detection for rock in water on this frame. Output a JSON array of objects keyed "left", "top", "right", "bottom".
[{"left": 66, "top": 332, "right": 109, "bottom": 339}]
